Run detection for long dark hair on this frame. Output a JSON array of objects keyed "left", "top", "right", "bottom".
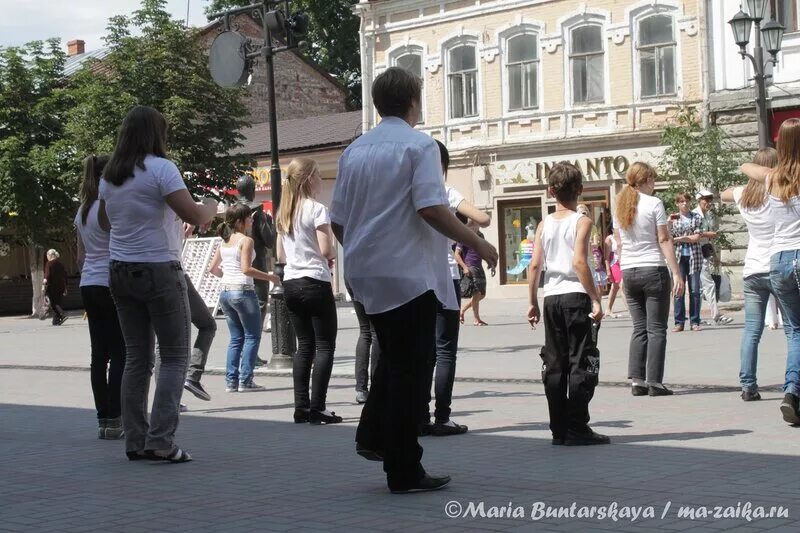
[
  {"left": 104, "top": 105, "right": 168, "bottom": 186},
  {"left": 218, "top": 202, "right": 252, "bottom": 243},
  {"left": 435, "top": 140, "right": 450, "bottom": 176},
  {"left": 79, "top": 155, "right": 110, "bottom": 225}
]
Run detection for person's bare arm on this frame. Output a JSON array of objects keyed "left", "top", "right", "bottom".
[
  {"left": 316, "top": 223, "right": 336, "bottom": 260},
  {"left": 526, "top": 223, "right": 545, "bottom": 328},
  {"left": 613, "top": 228, "right": 623, "bottom": 263},
  {"left": 454, "top": 246, "right": 470, "bottom": 277},
  {"left": 573, "top": 217, "right": 603, "bottom": 320},
  {"left": 165, "top": 190, "right": 217, "bottom": 226},
  {"left": 657, "top": 224, "right": 685, "bottom": 297},
  {"left": 741, "top": 163, "right": 769, "bottom": 182},
  {"left": 456, "top": 201, "right": 491, "bottom": 227},
  {"left": 209, "top": 247, "right": 223, "bottom": 278},
  {"left": 720, "top": 187, "right": 736, "bottom": 203},
  {"left": 418, "top": 205, "right": 498, "bottom": 268},
  {"left": 240, "top": 238, "right": 280, "bottom": 283},
  {"left": 276, "top": 233, "right": 286, "bottom": 264}
]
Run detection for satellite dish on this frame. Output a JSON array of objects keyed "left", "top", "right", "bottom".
[{"left": 209, "top": 31, "right": 250, "bottom": 88}]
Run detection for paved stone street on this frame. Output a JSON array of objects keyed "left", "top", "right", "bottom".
[{"left": 2, "top": 299, "right": 800, "bottom": 532}]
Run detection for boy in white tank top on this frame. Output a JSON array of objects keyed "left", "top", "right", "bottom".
[{"left": 527, "top": 162, "right": 609, "bottom": 446}]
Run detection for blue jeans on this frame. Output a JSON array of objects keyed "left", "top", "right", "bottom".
[
  {"left": 740, "top": 273, "right": 775, "bottom": 392},
  {"left": 674, "top": 255, "right": 701, "bottom": 326},
  {"left": 770, "top": 251, "right": 800, "bottom": 397},
  {"left": 219, "top": 289, "right": 262, "bottom": 386}
]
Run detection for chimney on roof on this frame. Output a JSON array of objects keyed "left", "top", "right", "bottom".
[{"left": 67, "top": 39, "right": 85, "bottom": 57}]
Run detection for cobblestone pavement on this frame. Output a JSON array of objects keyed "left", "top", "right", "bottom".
[
  {"left": 0, "top": 297, "right": 787, "bottom": 389},
  {"left": 2, "top": 368, "right": 800, "bottom": 532}
]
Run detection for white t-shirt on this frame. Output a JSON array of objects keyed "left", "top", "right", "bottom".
[
  {"left": 282, "top": 199, "right": 332, "bottom": 283},
  {"left": 99, "top": 155, "right": 187, "bottom": 262},
  {"left": 541, "top": 212, "right": 586, "bottom": 297},
  {"left": 330, "top": 117, "right": 455, "bottom": 314},
  {"left": 446, "top": 186, "right": 465, "bottom": 280},
  {"left": 768, "top": 185, "right": 800, "bottom": 255},
  {"left": 733, "top": 187, "right": 773, "bottom": 278},
  {"left": 74, "top": 201, "right": 111, "bottom": 287},
  {"left": 614, "top": 192, "right": 668, "bottom": 270}
]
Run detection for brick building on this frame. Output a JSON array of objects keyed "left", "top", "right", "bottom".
[{"left": 357, "top": 0, "right": 704, "bottom": 298}]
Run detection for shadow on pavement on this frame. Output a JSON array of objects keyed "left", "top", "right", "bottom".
[{"left": 2, "top": 403, "right": 799, "bottom": 532}]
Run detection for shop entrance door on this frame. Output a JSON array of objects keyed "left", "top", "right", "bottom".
[{"left": 579, "top": 188, "right": 611, "bottom": 294}]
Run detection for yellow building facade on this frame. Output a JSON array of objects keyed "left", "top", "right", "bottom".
[{"left": 356, "top": 0, "right": 705, "bottom": 297}]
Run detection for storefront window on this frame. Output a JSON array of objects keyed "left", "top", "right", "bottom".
[{"left": 500, "top": 199, "right": 542, "bottom": 285}]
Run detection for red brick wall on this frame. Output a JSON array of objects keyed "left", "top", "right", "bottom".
[{"left": 199, "top": 16, "right": 350, "bottom": 124}]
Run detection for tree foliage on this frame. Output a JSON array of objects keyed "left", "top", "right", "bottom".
[
  {"left": 206, "top": 0, "right": 361, "bottom": 106},
  {"left": 68, "top": 0, "right": 253, "bottom": 197},
  {"left": 657, "top": 108, "right": 747, "bottom": 254}
]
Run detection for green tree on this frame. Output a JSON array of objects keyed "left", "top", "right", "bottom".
[
  {"left": 657, "top": 108, "right": 747, "bottom": 261},
  {"left": 206, "top": 0, "right": 361, "bottom": 106},
  {"left": 67, "top": 0, "right": 253, "bottom": 197},
  {"left": 0, "top": 39, "right": 75, "bottom": 316}
]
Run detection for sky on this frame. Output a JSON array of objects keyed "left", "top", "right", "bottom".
[{"left": 0, "top": 0, "right": 213, "bottom": 52}]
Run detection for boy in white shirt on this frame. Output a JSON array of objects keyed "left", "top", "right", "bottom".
[
  {"left": 527, "top": 163, "right": 609, "bottom": 446},
  {"left": 331, "top": 67, "right": 497, "bottom": 493}
]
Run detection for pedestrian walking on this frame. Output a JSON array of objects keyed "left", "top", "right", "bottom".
[
  {"left": 43, "top": 249, "right": 68, "bottom": 326},
  {"left": 527, "top": 162, "right": 608, "bottom": 446},
  {"left": 99, "top": 105, "right": 217, "bottom": 463},
  {"left": 694, "top": 191, "right": 733, "bottom": 326},
  {"left": 275, "top": 158, "right": 340, "bottom": 425},
  {"left": 720, "top": 148, "right": 777, "bottom": 402},
  {"left": 420, "top": 140, "right": 490, "bottom": 437},
  {"left": 669, "top": 192, "right": 703, "bottom": 332},
  {"left": 181, "top": 223, "right": 217, "bottom": 403},
  {"left": 604, "top": 233, "right": 627, "bottom": 318},
  {"left": 75, "top": 154, "right": 126, "bottom": 440},
  {"left": 740, "top": 118, "right": 800, "bottom": 424},
  {"left": 614, "top": 162, "right": 684, "bottom": 396},
  {"left": 348, "top": 280, "right": 379, "bottom": 405},
  {"left": 209, "top": 203, "right": 278, "bottom": 394},
  {"left": 456, "top": 222, "right": 491, "bottom": 326},
  {"left": 331, "top": 67, "right": 497, "bottom": 493}
]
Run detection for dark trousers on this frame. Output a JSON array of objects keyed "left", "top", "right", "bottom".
[
  {"left": 353, "top": 298, "right": 380, "bottom": 393},
  {"left": 185, "top": 275, "right": 216, "bottom": 382},
  {"left": 283, "top": 277, "right": 338, "bottom": 411},
  {"left": 356, "top": 291, "right": 437, "bottom": 487},
  {"left": 82, "top": 285, "right": 126, "bottom": 420},
  {"left": 540, "top": 293, "right": 599, "bottom": 438},
  {"left": 422, "top": 280, "right": 461, "bottom": 424},
  {"left": 624, "top": 266, "right": 671, "bottom": 383},
  {"left": 47, "top": 288, "right": 65, "bottom": 324},
  {"left": 674, "top": 256, "right": 701, "bottom": 326}
]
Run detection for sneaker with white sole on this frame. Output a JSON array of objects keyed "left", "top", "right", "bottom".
[
  {"left": 184, "top": 380, "right": 211, "bottom": 401},
  {"left": 226, "top": 383, "right": 239, "bottom": 393},
  {"left": 714, "top": 315, "right": 733, "bottom": 325},
  {"left": 238, "top": 381, "right": 266, "bottom": 392}
]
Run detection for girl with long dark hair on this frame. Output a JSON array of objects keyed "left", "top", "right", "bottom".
[
  {"left": 99, "top": 105, "right": 217, "bottom": 462},
  {"left": 75, "top": 154, "right": 127, "bottom": 439}
]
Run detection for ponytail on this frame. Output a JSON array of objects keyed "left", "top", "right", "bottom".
[
  {"left": 219, "top": 202, "right": 251, "bottom": 243},
  {"left": 80, "top": 154, "right": 109, "bottom": 225},
  {"left": 615, "top": 162, "right": 656, "bottom": 231},
  {"left": 217, "top": 222, "right": 233, "bottom": 242}
]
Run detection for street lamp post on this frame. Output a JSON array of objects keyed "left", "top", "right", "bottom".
[
  {"left": 729, "top": 1, "right": 785, "bottom": 148},
  {"left": 209, "top": 1, "right": 309, "bottom": 368}
]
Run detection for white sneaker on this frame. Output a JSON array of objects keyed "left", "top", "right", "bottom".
[
  {"left": 226, "top": 383, "right": 238, "bottom": 393},
  {"left": 715, "top": 315, "right": 733, "bottom": 325},
  {"left": 179, "top": 403, "right": 188, "bottom": 412},
  {"left": 238, "top": 381, "right": 266, "bottom": 392}
]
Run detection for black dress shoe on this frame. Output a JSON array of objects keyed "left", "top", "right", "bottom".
[
  {"left": 741, "top": 390, "right": 761, "bottom": 402},
  {"left": 648, "top": 386, "right": 674, "bottom": 397},
  {"left": 389, "top": 474, "right": 451, "bottom": 494},
  {"left": 309, "top": 410, "right": 342, "bottom": 425},
  {"left": 355, "top": 444, "right": 383, "bottom": 461},
  {"left": 631, "top": 385, "right": 648, "bottom": 396},
  {"left": 551, "top": 437, "right": 565, "bottom": 445},
  {"left": 564, "top": 428, "right": 610, "bottom": 446},
  {"left": 293, "top": 408, "right": 310, "bottom": 423},
  {"left": 430, "top": 421, "right": 468, "bottom": 436}
]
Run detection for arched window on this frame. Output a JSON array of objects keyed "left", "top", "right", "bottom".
[
  {"left": 447, "top": 43, "right": 478, "bottom": 119},
  {"left": 506, "top": 34, "right": 539, "bottom": 111},
  {"left": 570, "top": 25, "right": 604, "bottom": 104},
  {"left": 394, "top": 51, "right": 425, "bottom": 121},
  {"left": 638, "top": 15, "right": 676, "bottom": 97}
]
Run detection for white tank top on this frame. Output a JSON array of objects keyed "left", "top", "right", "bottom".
[
  {"left": 220, "top": 237, "right": 254, "bottom": 286},
  {"left": 542, "top": 212, "right": 586, "bottom": 297},
  {"left": 769, "top": 194, "right": 800, "bottom": 255}
]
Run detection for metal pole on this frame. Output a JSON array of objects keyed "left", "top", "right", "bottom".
[
  {"left": 753, "top": 21, "right": 772, "bottom": 148},
  {"left": 264, "top": 3, "right": 296, "bottom": 367}
]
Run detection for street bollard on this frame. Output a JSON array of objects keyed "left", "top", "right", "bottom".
[{"left": 269, "top": 264, "right": 295, "bottom": 369}]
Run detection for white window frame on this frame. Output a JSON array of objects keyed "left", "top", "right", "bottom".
[
  {"left": 567, "top": 23, "right": 606, "bottom": 107},
  {"left": 636, "top": 14, "right": 678, "bottom": 99},
  {"left": 389, "top": 44, "right": 427, "bottom": 124},
  {"left": 443, "top": 36, "right": 481, "bottom": 123},
  {"left": 501, "top": 28, "right": 541, "bottom": 115}
]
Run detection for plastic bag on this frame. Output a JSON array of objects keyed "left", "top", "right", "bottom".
[{"left": 718, "top": 273, "right": 732, "bottom": 303}]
